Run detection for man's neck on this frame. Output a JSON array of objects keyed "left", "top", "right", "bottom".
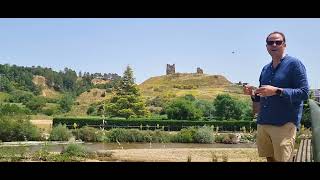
[{"left": 272, "top": 54, "right": 286, "bottom": 68}]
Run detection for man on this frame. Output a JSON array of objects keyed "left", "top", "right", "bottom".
[{"left": 243, "top": 31, "right": 309, "bottom": 162}]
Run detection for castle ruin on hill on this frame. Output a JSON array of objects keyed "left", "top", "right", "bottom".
[
  {"left": 166, "top": 64, "right": 175, "bottom": 75},
  {"left": 166, "top": 64, "right": 203, "bottom": 75}
]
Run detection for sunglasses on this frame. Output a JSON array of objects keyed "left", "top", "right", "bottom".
[{"left": 266, "top": 40, "right": 284, "bottom": 46}]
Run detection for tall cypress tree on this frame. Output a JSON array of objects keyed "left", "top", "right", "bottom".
[{"left": 105, "top": 66, "right": 149, "bottom": 119}]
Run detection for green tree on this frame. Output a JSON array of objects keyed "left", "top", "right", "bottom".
[
  {"left": 105, "top": 66, "right": 149, "bottom": 119},
  {"left": 0, "top": 103, "right": 31, "bottom": 116},
  {"left": 62, "top": 68, "right": 78, "bottom": 92},
  {"left": 0, "top": 76, "right": 14, "bottom": 93},
  {"left": 183, "top": 94, "right": 196, "bottom": 101},
  {"left": 164, "top": 98, "right": 203, "bottom": 120},
  {"left": 193, "top": 99, "right": 215, "bottom": 118},
  {"left": 213, "top": 94, "right": 243, "bottom": 120},
  {"left": 25, "top": 97, "right": 46, "bottom": 113},
  {"left": 59, "top": 94, "right": 74, "bottom": 113},
  {"left": 239, "top": 100, "right": 254, "bottom": 120},
  {"left": 8, "top": 90, "right": 34, "bottom": 104},
  {"left": 0, "top": 115, "right": 41, "bottom": 141}
]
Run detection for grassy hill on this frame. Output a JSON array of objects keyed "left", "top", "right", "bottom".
[
  {"left": 67, "top": 88, "right": 112, "bottom": 116},
  {"left": 138, "top": 73, "right": 248, "bottom": 101},
  {"left": 32, "top": 75, "right": 113, "bottom": 116},
  {"left": 28, "top": 73, "right": 250, "bottom": 116}
]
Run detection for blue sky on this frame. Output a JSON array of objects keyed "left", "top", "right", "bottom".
[{"left": 0, "top": 18, "right": 319, "bottom": 88}]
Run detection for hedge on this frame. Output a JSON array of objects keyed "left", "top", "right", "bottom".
[{"left": 53, "top": 116, "right": 257, "bottom": 131}]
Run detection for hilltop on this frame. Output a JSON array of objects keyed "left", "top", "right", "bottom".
[{"left": 138, "top": 73, "right": 247, "bottom": 101}]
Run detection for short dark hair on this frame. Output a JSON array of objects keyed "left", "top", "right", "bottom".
[{"left": 266, "top": 31, "right": 286, "bottom": 43}]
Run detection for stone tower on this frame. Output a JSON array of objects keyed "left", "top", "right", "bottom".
[
  {"left": 166, "top": 64, "right": 175, "bottom": 75},
  {"left": 196, "top": 67, "right": 203, "bottom": 74}
]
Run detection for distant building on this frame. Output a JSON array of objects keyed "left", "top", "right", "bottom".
[
  {"left": 166, "top": 64, "right": 175, "bottom": 75},
  {"left": 196, "top": 67, "right": 203, "bottom": 74}
]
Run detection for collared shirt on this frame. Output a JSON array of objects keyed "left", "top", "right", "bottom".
[{"left": 256, "top": 55, "right": 309, "bottom": 128}]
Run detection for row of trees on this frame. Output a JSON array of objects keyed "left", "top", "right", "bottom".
[
  {"left": 1, "top": 91, "right": 74, "bottom": 116},
  {"left": 0, "top": 64, "right": 121, "bottom": 96},
  {"left": 164, "top": 94, "right": 253, "bottom": 120}
]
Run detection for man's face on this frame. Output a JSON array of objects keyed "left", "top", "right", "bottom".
[{"left": 266, "top": 33, "right": 286, "bottom": 58}]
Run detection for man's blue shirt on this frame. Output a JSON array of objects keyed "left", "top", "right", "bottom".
[{"left": 256, "top": 55, "right": 309, "bottom": 128}]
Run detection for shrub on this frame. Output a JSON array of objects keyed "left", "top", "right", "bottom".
[
  {"left": 108, "top": 128, "right": 129, "bottom": 142},
  {"left": 7, "top": 90, "right": 34, "bottom": 104},
  {"left": 49, "top": 124, "right": 72, "bottom": 141},
  {"left": 44, "top": 98, "right": 60, "bottom": 103},
  {"left": 222, "top": 134, "right": 236, "bottom": 144},
  {"left": 96, "top": 130, "right": 110, "bottom": 142},
  {"left": 58, "top": 94, "right": 74, "bottom": 113},
  {"left": 61, "top": 143, "right": 87, "bottom": 157},
  {"left": 126, "top": 129, "right": 145, "bottom": 142},
  {"left": 0, "top": 103, "right": 31, "bottom": 116},
  {"left": 150, "top": 130, "right": 171, "bottom": 143},
  {"left": 78, "top": 126, "right": 98, "bottom": 142},
  {"left": 32, "top": 143, "right": 51, "bottom": 161},
  {"left": 0, "top": 115, "right": 41, "bottom": 141},
  {"left": 42, "top": 105, "right": 60, "bottom": 116},
  {"left": 141, "top": 130, "right": 153, "bottom": 142},
  {"left": 25, "top": 97, "right": 46, "bottom": 113},
  {"left": 42, "top": 108, "right": 55, "bottom": 116},
  {"left": 240, "top": 133, "right": 255, "bottom": 143},
  {"left": 193, "top": 126, "right": 214, "bottom": 143},
  {"left": 215, "top": 133, "right": 241, "bottom": 144},
  {"left": 107, "top": 128, "right": 172, "bottom": 143},
  {"left": 301, "top": 102, "right": 311, "bottom": 128},
  {"left": 0, "top": 146, "right": 28, "bottom": 162},
  {"left": 214, "top": 134, "right": 225, "bottom": 143},
  {"left": 173, "top": 127, "right": 196, "bottom": 143},
  {"left": 86, "top": 106, "right": 95, "bottom": 115}
]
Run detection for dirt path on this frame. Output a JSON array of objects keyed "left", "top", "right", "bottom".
[
  {"left": 107, "top": 148, "right": 266, "bottom": 162},
  {"left": 30, "top": 120, "right": 53, "bottom": 133}
]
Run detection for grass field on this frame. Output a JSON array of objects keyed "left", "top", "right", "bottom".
[{"left": 0, "top": 92, "right": 10, "bottom": 102}]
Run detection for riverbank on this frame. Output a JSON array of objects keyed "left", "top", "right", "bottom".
[
  {"left": 1, "top": 141, "right": 265, "bottom": 162},
  {"left": 102, "top": 148, "right": 266, "bottom": 162}
]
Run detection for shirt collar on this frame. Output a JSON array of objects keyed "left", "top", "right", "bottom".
[{"left": 269, "top": 54, "right": 288, "bottom": 69}]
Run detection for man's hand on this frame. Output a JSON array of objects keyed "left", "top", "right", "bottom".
[
  {"left": 243, "top": 85, "right": 257, "bottom": 96},
  {"left": 255, "top": 85, "right": 279, "bottom": 97}
]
